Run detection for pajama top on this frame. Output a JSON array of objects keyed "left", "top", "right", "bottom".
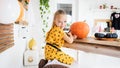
[{"left": 44, "top": 26, "right": 74, "bottom": 65}]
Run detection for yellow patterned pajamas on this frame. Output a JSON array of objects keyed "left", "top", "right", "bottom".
[{"left": 45, "top": 26, "right": 74, "bottom": 65}]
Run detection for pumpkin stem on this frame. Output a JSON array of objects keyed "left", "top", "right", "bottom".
[{"left": 83, "top": 20, "right": 86, "bottom": 22}]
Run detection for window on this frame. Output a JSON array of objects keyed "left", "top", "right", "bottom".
[{"left": 57, "top": 4, "right": 72, "bottom": 31}]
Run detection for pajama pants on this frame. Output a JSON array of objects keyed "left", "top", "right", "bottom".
[{"left": 45, "top": 44, "right": 74, "bottom": 65}]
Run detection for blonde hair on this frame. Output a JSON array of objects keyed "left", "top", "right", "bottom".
[
  {"left": 52, "top": 9, "right": 66, "bottom": 27},
  {"left": 46, "top": 10, "right": 66, "bottom": 40}
]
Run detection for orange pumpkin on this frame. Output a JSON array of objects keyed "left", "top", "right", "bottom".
[{"left": 70, "top": 22, "right": 90, "bottom": 39}]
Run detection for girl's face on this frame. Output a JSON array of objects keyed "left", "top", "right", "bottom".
[{"left": 54, "top": 14, "right": 67, "bottom": 29}]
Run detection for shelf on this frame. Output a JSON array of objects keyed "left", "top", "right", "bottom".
[
  {"left": 0, "top": 24, "right": 14, "bottom": 53},
  {"left": 91, "top": 9, "right": 120, "bottom": 13}
]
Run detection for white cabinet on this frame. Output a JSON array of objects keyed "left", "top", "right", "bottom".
[{"left": 23, "top": 50, "right": 39, "bottom": 66}]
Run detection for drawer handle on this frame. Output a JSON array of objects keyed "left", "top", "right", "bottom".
[{"left": 28, "top": 56, "right": 33, "bottom": 62}]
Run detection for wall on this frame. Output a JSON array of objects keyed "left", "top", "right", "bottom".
[
  {"left": 48, "top": 0, "right": 120, "bottom": 68},
  {"left": 78, "top": 0, "right": 120, "bottom": 36},
  {"left": 0, "top": 24, "right": 26, "bottom": 68},
  {"left": 0, "top": 0, "right": 120, "bottom": 68},
  {"left": 0, "top": 0, "right": 42, "bottom": 68},
  {"left": 49, "top": 1, "right": 120, "bottom": 68},
  {"left": 78, "top": 0, "right": 120, "bottom": 68}
]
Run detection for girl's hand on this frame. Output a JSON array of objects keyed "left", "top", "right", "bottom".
[
  {"left": 67, "top": 32, "right": 72, "bottom": 36},
  {"left": 64, "top": 31, "right": 77, "bottom": 43},
  {"left": 67, "top": 32, "right": 77, "bottom": 39},
  {"left": 73, "top": 34, "right": 77, "bottom": 39}
]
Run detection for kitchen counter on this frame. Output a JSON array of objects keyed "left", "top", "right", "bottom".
[{"left": 64, "top": 37, "right": 120, "bottom": 58}]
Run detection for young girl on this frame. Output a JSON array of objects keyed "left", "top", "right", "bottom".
[{"left": 44, "top": 10, "right": 77, "bottom": 65}]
